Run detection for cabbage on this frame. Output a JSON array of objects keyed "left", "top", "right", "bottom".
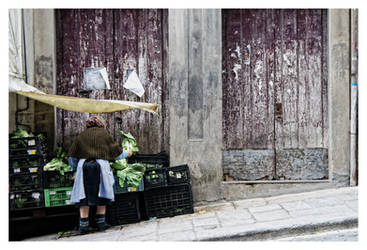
[
  {"left": 120, "top": 131, "right": 139, "bottom": 154},
  {"left": 116, "top": 163, "right": 146, "bottom": 188},
  {"left": 43, "top": 147, "right": 71, "bottom": 175},
  {"left": 11, "top": 128, "right": 34, "bottom": 138},
  {"left": 111, "top": 158, "right": 128, "bottom": 170}
]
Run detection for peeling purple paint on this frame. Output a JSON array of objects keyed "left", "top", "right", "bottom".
[
  {"left": 222, "top": 9, "right": 328, "bottom": 180},
  {"left": 56, "top": 9, "right": 168, "bottom": 153}
]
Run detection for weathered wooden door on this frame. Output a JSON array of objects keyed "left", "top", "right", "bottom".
[
  {"left": 56, "top": 9, "right": 168, "bottom": 153},
  {"left": 222, "top": 9, "right": 328, "bottom": 181}
]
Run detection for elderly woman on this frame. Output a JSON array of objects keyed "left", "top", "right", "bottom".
[{"left": 68, "top": 116, "right": 131, "bottom": 234}]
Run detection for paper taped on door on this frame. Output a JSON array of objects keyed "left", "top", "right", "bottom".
[{"left": 123, "top": 70, "right": 145, "bottom": 97}]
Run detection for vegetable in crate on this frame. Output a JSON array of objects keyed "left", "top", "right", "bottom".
[
  {"left": 111, "top": 131, "right": 143, "bottom": 188},
  {"left": 12, "top": 161, "right": 19, "bottom": 169},
  {"left": 116, "top": 163, "right": 146, "bottom": 188},
  {"left": 15, "top": 197, "right": 25, "bottom": 208},
  {"left": 145, "top": 169, "right": 164, "bottom": 184},
  {"left": 10, "top": 128, "right": 45, "bottom": 139},
  {"left": 120, "top": 131, "right": 139, "bottom": 154},
  {"left": 110, "top": 158, "right": 128, "bottom": 171},
  {"left": 44, "top": 147, "right": 71, "bottom": 175},
  {"left": 10, "top": 128, "right": 34, "bottom": 138}
]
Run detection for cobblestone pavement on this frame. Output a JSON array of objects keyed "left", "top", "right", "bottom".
[{"left": 26, "top": 186, "right": 358, "bottom": 241}]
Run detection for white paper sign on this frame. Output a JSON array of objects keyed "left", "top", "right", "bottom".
[
  {"left": 84, "top": 67, "right": 111, "bottom": 90},
  {"left": 32, "top": 192, "right": 40, "bottom": 199},
  {"left": 28, "top": 139, "right": 36, "bottom": 146},
  {"left": 123, "top": 70, "right": 145, "bottom": 97}
]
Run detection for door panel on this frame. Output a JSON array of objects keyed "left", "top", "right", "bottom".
[
  {"left": 276, "top": 149, "right": 328, "bottom": 180},
  {"left": 274, "top": 10, "right": 328, "bottom": 180},
  {"left": 223, "top": 149, "right": 275, "bottom": 181},
  {"left": 222, "top": 9, "right": 245, "bottom": 149},
  {"left": 56, "top": 9, "right": 168, "bottom": 153},
  {"left": 222, "top": 9, "right": 328, "bottom": 181}
]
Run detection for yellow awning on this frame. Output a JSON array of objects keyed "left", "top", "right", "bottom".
[
  {"left": 9, "top": 78, "right": 159, "bottom": 114},
  {"left": 16, "top": 91, "right": 159, "bottom": 114}
]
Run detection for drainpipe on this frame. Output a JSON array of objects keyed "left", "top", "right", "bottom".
[
  {"left": 350, "top": 9, "right": 358, "bottom": 186},
  {"left": 15, "top": 9, "right": 31, "bottom": 132}
]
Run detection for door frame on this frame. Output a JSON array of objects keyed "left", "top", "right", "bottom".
[{"left": 222, "top": 9, "right": 350, "bottom": 186}]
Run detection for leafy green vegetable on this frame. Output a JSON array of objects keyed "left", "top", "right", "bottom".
[
  {"left": 111, "top": 158, "right": 128, "bottom": 171},
  {"left": 12, "top": 161, "right": 19, "bottom": 168},
  {"left": 144, "top": 170, "right": 164, "bottom": 184},
  {"left": 116, "top": 163, "right": 146, "bottom": 188},
  {"left": 110, "top": 132, "right": 149, "bottom": 188},
  {"left": 110, "top": 131, "right": 142, "bottom": 188},
  {"left": 11, "top": 128, "right": 34, "bottom": 138},
  {"left": 15, "top": 197, "right": 25, "bottom": 208},
  {"left": 10, "top": 140, "right": 27, "bottom": 149},
  {"left": 44, "top": 158, "right": 71, "bottom": 175},
  {"left": 55, "top": 147, "right": 68, "bottom": 163},
  {"left": 37, "top": 133, "right": 46, "bottom": 141},
  {"left": 120, "top": 131, "right": 139, "bottom": 154},
  {"left": 147, "top": 217, "right": 157, "bottom": 222},
  {"left": 43, "top": 147, "right": 71, "bottom": 175},
  {"left": 128, "top": 163, "right": 146, "bottom": 172}
]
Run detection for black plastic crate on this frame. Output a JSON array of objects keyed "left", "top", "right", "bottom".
[
  {"left": 144, "top": 168, "right": 167, "bottom": 190},
  {"left": 106, "top": 193, "right": 141, "bottom": 226},
  {"left": 167, "top": 164, "right": 191, "bottom": 185},
  {"left": 9, "top": 206, "right": 78, "bottom": 240},
  {"left": 9, "top": 173, "right": 43, "bottom": 191},
  {"left": 143, "top": 183, "right": 194, "bottom": 218},
  {"left": 9, "top": 136, "right": 47, "bottom": 158},
  {"left": 43, "top": 171, "right": 74, "bottom": 188},
  {"left": 9, "top": 190, "right": 44, "bottom": 210},
  {"left": 113, "top": 175, "right": 144, "bottom": 194},
  {"left": 9, "top": 136, "right": 43, "bottom": 149},
  {"left": 9, "top": 155, "right": 45, "bottom": 174},
  {"left": 129, "top": 151, "right": 169, "bottom": 168}
]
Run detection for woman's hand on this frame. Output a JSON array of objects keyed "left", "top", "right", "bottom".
[{"left": 128, "top": 150, "right": 132, "bottom": 157}]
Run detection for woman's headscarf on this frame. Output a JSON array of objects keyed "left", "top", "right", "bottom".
[{"left": 86, "top": 116, "right": 106, "bottom": 129}]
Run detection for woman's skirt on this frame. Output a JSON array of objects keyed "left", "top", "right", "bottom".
[{"left": 75, "top": 160, "right": 112, "bottom": 208}]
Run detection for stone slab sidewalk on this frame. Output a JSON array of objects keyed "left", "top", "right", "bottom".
[
  {"left": 278, "top": 228, "right": 358, "bottom": 241},
  {"left": 26, "top": 186, "right": 358, "bottom": 241}
]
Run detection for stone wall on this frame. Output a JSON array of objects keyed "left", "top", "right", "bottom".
[{"left": 169, "top": 9, "right": 223, "bottom": 202}]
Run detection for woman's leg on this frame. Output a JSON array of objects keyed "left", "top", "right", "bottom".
[
  {"left": 79, "top": 206, "right": 90, "bottom": 234},
  {"left": 95, "top": 205, "right": 110, "bottom": 231},
  {"left": 96, "top": 205, "right": 106, "bottom": 215},
  {"left": 80, "top": 206, "right": 90, "bottom": 218}
]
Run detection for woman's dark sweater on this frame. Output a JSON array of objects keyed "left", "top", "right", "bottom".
[{"left": 68, "top": 127, "right": 122, "bottom": 161}]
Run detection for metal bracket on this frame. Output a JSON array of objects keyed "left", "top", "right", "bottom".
[{"left": 275, "top": 103, "right": 283, "bottom": 120}]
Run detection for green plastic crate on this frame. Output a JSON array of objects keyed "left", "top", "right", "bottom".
[{"left": 44, "top": 187, "right": 73, "bottom": 207}]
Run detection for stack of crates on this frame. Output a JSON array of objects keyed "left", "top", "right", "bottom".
[
  {"left": 43, "top": 170, "right": 74, "bottom": 207},
  {"left": 106, "top": 152, "right": 169, "bottom": 226},
  {"left": 9, "top": 136, "right": 47, "bottom": 210},
  {"left": 130, "top": 152, "right": 170, "bottom": 190},
  {"left": 130, "top": 151, "right": 194, "bottom": 219},
  {"left": 143, "top": 163, "right": 194, "bottom": 219},
  {"left": 106, "top": 192, "right": 141, "bottom": 226}
]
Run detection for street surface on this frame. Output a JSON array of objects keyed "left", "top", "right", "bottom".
[
  {"left": 25, "top": 187, "right": 358, "bottom": 241},
  {"left": 278, "top": 228, "right": 358, "bottom": 241}
]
